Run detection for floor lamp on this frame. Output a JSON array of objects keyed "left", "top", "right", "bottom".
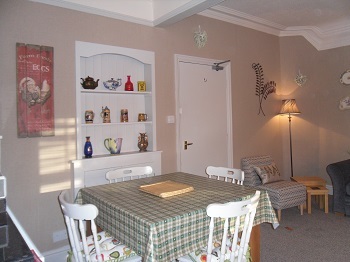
[{"left": 279, "top": 99, "right": 301, "bottom": 177}]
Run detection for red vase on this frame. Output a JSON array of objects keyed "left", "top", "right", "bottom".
[{"left": 125, "top": 75, "right": 134, "bottom": 91}]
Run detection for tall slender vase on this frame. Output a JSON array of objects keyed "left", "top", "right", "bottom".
[
  {"left": 84, "top": 136, "right": 93, "bottom": 158},
  {"left": 125, "top": 75, "right": 134, "bottom": 91}
]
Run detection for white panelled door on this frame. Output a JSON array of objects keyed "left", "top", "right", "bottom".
[{"left": 175, "top": 55, "right": 232, "bottom": 177}]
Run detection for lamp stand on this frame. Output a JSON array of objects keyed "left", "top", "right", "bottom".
[
  {"left": 279, "top": 99, "right": 300, "bottom": 177},
  {"left": 288, "top": 113, "right": 294, "bottom": 177}
]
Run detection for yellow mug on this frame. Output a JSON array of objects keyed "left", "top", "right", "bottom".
[{"left": 138, "top": 113, "right": 148, "bottom": 122}]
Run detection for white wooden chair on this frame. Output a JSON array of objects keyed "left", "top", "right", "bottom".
[
  {"left": 178, "top": 191, "right": 261, "bottom": 262},
  {"left": 58, "top": 190, "right": 141, "bottom": 262},
  {"left": 105, "top": 166, "right": 153, "bottom": 183},
  {"left": 206, "top": 166, "right": 245, "bottom": 185}
]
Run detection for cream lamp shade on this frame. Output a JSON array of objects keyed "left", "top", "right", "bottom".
[{"left": 279, "top": 99, "right": 301, "bottom": 115}]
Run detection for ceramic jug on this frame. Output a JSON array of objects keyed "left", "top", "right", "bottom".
[{"left": 104, "top": 138, "right": 122, "bottom": 154}]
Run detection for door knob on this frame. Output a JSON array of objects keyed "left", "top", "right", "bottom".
[{"left": 184, "top": 140, "right": 193, "bottom": 150}]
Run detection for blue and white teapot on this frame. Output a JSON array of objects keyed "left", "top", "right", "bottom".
[{"left": 103, "top": 78, "right": 122, "bottom": 90}]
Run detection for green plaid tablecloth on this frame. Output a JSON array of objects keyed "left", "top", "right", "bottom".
[{"left": 75, "top": 172, "right": 278, "bottom": 261}]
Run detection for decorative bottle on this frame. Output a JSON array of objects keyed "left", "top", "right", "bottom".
[
  {"left": 84, "top": 136, "right": 93, "bottom": 158},
  {"left": 125, "top": 75, "right": 134, "bottom": 91}
]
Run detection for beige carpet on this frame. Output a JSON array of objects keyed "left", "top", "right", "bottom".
[{"left": 260, "top": 197, "right": 350, "bottom": 262}]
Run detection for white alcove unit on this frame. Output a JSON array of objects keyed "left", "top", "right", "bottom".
[{"left": 72, "top": 41, "right": 161, "bottom": 196}]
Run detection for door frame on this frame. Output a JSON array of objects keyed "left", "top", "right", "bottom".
[{"left": 174, "top": 54, "right": 233, "bottom": 171}]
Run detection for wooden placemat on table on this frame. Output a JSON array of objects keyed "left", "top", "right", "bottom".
[{"left": 139, "top": 180, "right": 194, "bottom": 198}]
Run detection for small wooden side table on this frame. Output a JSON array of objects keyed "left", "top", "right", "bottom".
[
  {"left": 306, "top": 186, "right": 328, "bottom": 214},
  {"left": 290, "top": 176, "right": 326, "bottom": 187},
  {"left": 290, "top": 176, "right": 328, "bottom": 214}
]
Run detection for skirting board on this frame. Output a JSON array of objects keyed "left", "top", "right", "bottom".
[
  {"left": 326, "top": 184, "right": 333, "bottom": 195},
  {"left": 42, "top": 245, "right": 70, "bottom": 262}
]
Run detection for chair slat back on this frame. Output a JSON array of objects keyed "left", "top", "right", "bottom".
[
  {"left": 206, "top": 166, "right": 245, "bottom": 185},
  {"left": 59, "top": 190, "right": 102, "bottom": 262},
  {"left": 206, "top": 191, "right": 260, "bottom": 262},
  {"left": 106, "top": 166, "right": 154, "bottom": 183}
]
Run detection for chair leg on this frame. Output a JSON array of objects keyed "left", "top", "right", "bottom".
[
  {"left": 299, "top": 204, "right": 303, "bottom": 215},
  {"left": 277, "top": 209, "right": 281, "bottom": 221}
]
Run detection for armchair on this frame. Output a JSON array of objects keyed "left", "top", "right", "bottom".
[
  {"left": 326, "top": 159, "right": 350, "bottom": 216},
  {"left": 241, "top": 155, "right": 306, "bottom": 221}
]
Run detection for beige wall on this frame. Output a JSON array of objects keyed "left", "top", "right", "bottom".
[
  {"left": 279, "top": 36, "right": 350, "bottom": 183},
  {"left": 1, "top": 0, "right": 348, "bottom": 255}
]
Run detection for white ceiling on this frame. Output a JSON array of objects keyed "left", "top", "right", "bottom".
[{"left": 29, "top": 0, "right": 350, "bottom": 50}]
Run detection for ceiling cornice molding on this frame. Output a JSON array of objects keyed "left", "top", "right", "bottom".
[
  {"left": 203, "top": 6, "right": 286, "bottom": 31},
  {"left": 279, "top": 28, "right": 324, "bottom": 50},
  {"left": 201, "top": 5, "right": 350, "bottom": 51},
  {"left": 153, "top": 0, "right": 224, "bottom": 27},
  {"left": 29, "top": 0, "right": 154, "bottom": 27},
  {"left": 199, "top": 9, "right": 282, "bottom": 36},
  {"left": 279, "top": 25, "right": 350, "bottom": 50}
]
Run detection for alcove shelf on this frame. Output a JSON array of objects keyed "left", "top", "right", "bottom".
[{"left": 72, "top": 41, "right": 161, "bottom": 195}]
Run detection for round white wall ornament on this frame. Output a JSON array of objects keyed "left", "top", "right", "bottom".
[
  {"left": 340, "top": 70, "right": 350, "bottom": 85},
  {"left": 194, "top": 26, "right": 207, "bottom": 48},
  {"left": 339, "top": 96, "right": 350, "bottom": 110}
]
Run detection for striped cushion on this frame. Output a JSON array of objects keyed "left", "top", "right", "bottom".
[
  {"left": 241, "top": 155, "right": 273, "bottom": 186},
  {"left": 253, "top": 163, "right": 281, "bottom": 184}
]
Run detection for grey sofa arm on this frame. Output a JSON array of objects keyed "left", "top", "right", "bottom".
[{"left": 326, "top": 159, "right": 350, "bottom": 214}]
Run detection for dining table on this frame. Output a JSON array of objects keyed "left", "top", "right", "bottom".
[{"left": 75, "top": 172, "right": 279, "bottom": 262}]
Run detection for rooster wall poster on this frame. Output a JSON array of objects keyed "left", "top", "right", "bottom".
[{"left": 16, "top": 43, "right": 54, "bottom": 137}]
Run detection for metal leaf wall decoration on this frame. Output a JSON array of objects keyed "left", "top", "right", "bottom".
[{"left": 252, "top": 63, "right": 276, "bottom": 116}]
